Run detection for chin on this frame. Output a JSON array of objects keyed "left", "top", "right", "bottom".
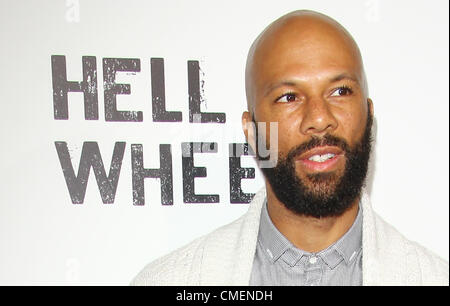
[
  {"left": 303, "top": 179, "right": 340, "bottom": 200},
  {"left": 299, "top": 169, "right": 343, "bottom": 196}
]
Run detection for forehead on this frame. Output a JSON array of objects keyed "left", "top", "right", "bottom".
[{"left": 250, "top": 18, "right": 364, "bottom": 93}]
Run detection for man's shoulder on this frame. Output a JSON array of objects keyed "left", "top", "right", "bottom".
[
  {"left": 131, "top": 188, "right": 267, "bottom": 286},
  {"left": 130, "top": 234, "right": 206, "bottom": 286},
  {"left": 370, "top": 209, "right": 449, "bottom": 285},
  {"left": 404, "top": 238, "right": 449, "bottom": 285},
  {"left": 130, "top": 215, "right": 247, "bottom": 286}
]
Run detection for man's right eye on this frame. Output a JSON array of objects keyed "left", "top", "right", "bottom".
[{"left": 276, "top": 93, "right": 297, "bottom": 103}]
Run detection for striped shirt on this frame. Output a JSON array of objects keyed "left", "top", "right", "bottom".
[{"left": 249, "top": 200, "right": 363, "bottom": 286}]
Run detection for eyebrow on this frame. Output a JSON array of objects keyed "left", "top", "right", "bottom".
[
  {"left": 329, "top": 73, "right": 359, "bottom": 83},
  {"left": 263, "top": 81, "right": 297, "bottom": 97},
  {"left": 263, "top": 73, "right": 360, "bottom": 97}
]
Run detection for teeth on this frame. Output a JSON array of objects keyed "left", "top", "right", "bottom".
[{"left": 308, "top": 153, "right": 335, "bottom": 162}]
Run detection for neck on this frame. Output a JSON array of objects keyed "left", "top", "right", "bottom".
[{"left": 265, "top": 182, "right": 360, "bottom": 253}]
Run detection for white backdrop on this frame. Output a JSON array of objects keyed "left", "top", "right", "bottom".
[{"left": 0, "top": 0, "right": 448, "bottom": 285}]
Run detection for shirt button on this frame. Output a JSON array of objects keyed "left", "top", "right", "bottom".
[{"left": 309, "top": 256, "right": 318, "bottom": 264}]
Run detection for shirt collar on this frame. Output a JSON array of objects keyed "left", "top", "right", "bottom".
[{"left": 258, "top": 199, "right": 362, "bottom": 270}]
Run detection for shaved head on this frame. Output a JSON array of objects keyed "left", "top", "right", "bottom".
[{"left": 245, "top": 10, "right": 368, "bottom": 113}]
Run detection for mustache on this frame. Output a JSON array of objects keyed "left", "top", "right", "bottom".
[{"left": 286, "top": 134, "right": 351, "bottom": 160}]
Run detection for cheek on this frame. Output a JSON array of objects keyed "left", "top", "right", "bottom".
[
  {"left": 254, "top": 109, "right": 293, "bottom": 152},
  {"left": 272, "top": 121, "right": 302, "bottom": 156},
  {"left": 254, "top": 119, "right": 295, "bottom": 156},
  {"left": 338, "top": 108, "right": 367, "bottom": 145}
]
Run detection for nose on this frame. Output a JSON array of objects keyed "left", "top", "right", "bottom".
[{"left": 299, "top": 96, "right": 338, "bottom": 136}]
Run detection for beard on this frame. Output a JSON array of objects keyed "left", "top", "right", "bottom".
[{"left": 259, "top": 112, "right": 373, "bottom": 218}]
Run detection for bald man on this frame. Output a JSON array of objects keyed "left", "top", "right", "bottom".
[{"left": 132, "top": 10, "right": 448, "bottom": 286}]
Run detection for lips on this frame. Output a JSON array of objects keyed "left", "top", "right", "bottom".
[{"left": 296, "top": 146, "right": 344, "bottom": 172}]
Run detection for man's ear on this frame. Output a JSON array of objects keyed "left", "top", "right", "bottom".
[
  {"left": 367, "top": 98, "right": 374, "bottom": 118},
  {"left": 242, "top": 111, "right": 256, "bottom": 152}
]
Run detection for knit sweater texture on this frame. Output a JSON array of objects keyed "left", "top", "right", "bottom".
[{"left": 131, "top": 188, "right": 449, "bottom": 286}]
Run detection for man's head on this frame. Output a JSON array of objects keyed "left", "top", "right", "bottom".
[{"left": 242, "top": 10, "right": 374, "bottom": 218}]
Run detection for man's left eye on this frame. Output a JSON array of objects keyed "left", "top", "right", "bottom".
[{"left": 331, "top": 86, "right": 353, "bottom": 97}]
